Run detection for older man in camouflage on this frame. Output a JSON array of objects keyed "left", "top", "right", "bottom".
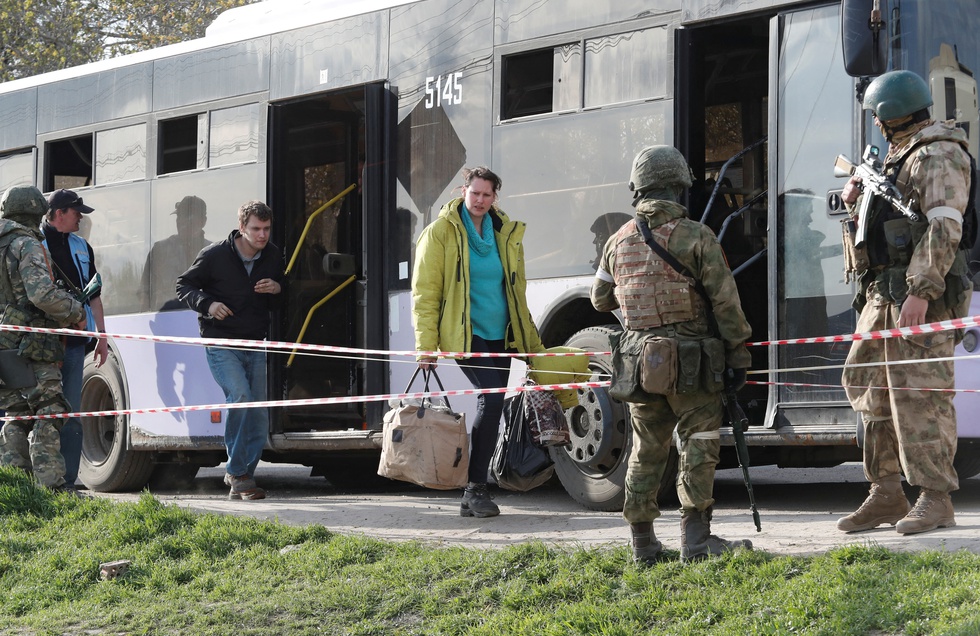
[
  {"left": 839, "top": 70, "right": 973, "bottom": 535},
  {"left": 591, "top": 145, "right": 754, "bottom": 564},
  {"left": 0, "top": 186, "right": 86, "bottom": 491}
]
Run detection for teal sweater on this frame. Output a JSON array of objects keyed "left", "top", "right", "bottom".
[{"left": 461, "top": 204, "right": 507, "bottom": 341}]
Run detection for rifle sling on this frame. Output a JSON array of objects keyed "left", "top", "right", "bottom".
[{"left": 47, "top": 257, "right": 85, "bottom": 301}]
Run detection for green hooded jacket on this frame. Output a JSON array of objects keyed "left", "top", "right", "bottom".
[{"left": 412, "top": 197, "right": 544, "bottom": 358}]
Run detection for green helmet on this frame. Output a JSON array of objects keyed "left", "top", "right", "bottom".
[
  {"left": 628, "top": 145, "right": 693, "bottom": 194},
  {"left": 0, "top": 186, "right": 48, "bottom": 225},
  {"left": 862, "top": 70, "right": 932, "bottom": 121}
]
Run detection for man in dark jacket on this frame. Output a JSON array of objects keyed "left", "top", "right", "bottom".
[
  {"left": 43, "top": 188, "right": 109, "bottom": 493},
  {"left": 176, "top": 200, "right": 285, "bottom": 500}
]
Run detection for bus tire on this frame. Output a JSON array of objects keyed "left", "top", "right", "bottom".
[
  {"left": 78, "top": 353, "right": 155, "bottom": 492},
  {"left": 550, "top": 325, "right": 632, "bottom": 511}
]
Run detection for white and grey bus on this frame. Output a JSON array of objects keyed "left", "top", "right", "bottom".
[{"left": 0, "top": 0, "right": 978, "bottom": 508}]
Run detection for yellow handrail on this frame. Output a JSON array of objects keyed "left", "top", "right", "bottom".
[
  {"left": 284, "top": 183, "right": 358, "bottom": 276},
  {"left": 286, "top": 274, "right": 357, "bottom": 367}
]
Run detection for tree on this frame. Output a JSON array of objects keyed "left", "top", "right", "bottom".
[{"left": 0, "top": 0, "right": 257, "bottom": 83}]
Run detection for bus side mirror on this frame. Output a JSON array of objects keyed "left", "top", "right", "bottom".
[
  {"left": 841, "top": 0, "right": 888, "bottom": 77},
  {"left": 323, "top": 253, "right": 356, "bottom": 277}
]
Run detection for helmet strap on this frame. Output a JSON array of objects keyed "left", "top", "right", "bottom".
[{"left": 878, "top": 111, "right": 929, "bottom": 141}]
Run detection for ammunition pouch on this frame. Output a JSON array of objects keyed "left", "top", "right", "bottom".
[
  {"left": 841, "top": 219, "right": 869, "bottom": 283},
  {"left": 610, "top": 331, "right": 727, "bottom": 402},
  {"left": 639, "top": 337, "right": 677, "bottom": 395},
  {"left": 944, "top": 250, "right": 972, "bottom": 343},
  {"left": 0, "top": 304, "right": 63, "bottom": 364}
]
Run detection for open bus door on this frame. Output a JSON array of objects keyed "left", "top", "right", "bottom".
[
  {"left": 267, "top": 82, "right": 395, "bottom": 467},
  {"left": 676, "top": 4, "right": 861, "bottom": 473},
  {"left": 765, "top": 6, "right": 859, "bottom": 447}
]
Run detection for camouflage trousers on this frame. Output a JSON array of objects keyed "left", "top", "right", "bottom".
[
  {"left": 623, "top": 390, "right": 723, "bottom": 524},
  {"left": 843, "top": 300, "right": 958, "bottom": 493},
  {"left": 0, "top": 360, "right": 70, "bottom": 488}
]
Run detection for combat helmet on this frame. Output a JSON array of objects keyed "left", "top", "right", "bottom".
[
  {"left": 0, "top": 186, "right": 48, "bottom": 226},
  {"left": 628, "top": 145, "right": 694, "bottom": 195},
  {"left": 862, "top": 70, "right": 933, "bottom": 121}
]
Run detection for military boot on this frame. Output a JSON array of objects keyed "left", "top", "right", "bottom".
[
  {"left": 836, "top": 475, "right": 910, "bottom": 532},
  {"left": 460, "top": 483, "right": 500, "bottom": 518},
  {"left": 680, "top": 508, "right": 753, "bottom": 563},
  {"left": 895, "top": 489, "right": 955, "bottom": 535},
  {"left": 630, "top": 522, "right": 665, "bottom": 566}
]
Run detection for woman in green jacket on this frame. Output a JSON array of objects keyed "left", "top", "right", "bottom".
[{"left": 412, "top": 166, "right": 544, "bottom": 518}]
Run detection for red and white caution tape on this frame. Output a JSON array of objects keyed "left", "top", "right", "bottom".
[
  {"left": 0, "top": 324, "right": 600, "bottom": 360},
  {"left": 0, "top": 380, "right": 611, "bottom": 422},
  {"left": 747, "top": 314, "right": 980, "bottom": 347},
  {"left": 745, "top": 380, "right": 980, "bottom": 394},
  {"left": 747, "top": 352, "right": 980, "bottom": 376},
  {"left": 6, "top": 312, "right": 978, "bottom": 357}
]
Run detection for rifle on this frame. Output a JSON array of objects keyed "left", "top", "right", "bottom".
[
  {"left": 722, "top": 369, "right": 761, "bottom": 532},
  {"left": 834, "top": 144, "right": 921, "bottom": 247}
]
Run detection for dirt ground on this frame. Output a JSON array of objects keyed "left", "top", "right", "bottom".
[{"left": 90, "top": 462, "right": 980, "bottom": 556}]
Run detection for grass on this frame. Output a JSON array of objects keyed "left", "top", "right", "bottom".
[{"left": 1, "top": 466, "right": 980, "bottom": 635}]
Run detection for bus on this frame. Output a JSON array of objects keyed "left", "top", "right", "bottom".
[{"left": 0, "top": 0, "right": 978, "bottom": 508}]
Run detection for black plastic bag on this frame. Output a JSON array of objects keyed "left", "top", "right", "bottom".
[{"left": 491, "top": 393, "right": 554, "bottom": 492}]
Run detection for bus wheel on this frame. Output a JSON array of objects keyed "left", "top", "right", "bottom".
[
  {"left": 78, "top": 354, "right": 155, "bottom": 492},
  {"left": 550, "top": 325, "right": 632, "bottom": 511}
]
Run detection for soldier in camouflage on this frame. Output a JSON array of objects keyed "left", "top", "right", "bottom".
[
  {"left": 0, "top": 186, "right": 86, "bottom": 491},
  {"left": 591, "top": 145, "right": 754, "bottom": 564},
  {"left": 839, "top": 70, "right": 973, "bottom": 535}
]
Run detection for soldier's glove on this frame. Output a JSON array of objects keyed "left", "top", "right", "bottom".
[{"left": 724, "top": 367, "right": 747, "bottom": 392}]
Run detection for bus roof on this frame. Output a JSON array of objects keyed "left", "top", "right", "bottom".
[{"left": 0, "top": 0, "right": 418, "bottom": 95}]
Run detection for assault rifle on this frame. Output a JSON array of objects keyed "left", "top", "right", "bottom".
[
  {"left": 834, "top": 144, "right": 921, "bottom": 247},
  {"left": 722, "top": 369, "right": 761, "bottom": 532},
  {"left": 54, "top": 270, "right": 102, "bottom": 306}
]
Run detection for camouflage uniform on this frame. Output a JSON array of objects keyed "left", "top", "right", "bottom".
[
  {"left": 592, "top": 198, "right": 752, "bottom": 523},
  {"left": 843, "top": 120, "right": 972, "bottom": 494},
  {"left": 0, "top": 187, "right": 85, "bottom": 488}
]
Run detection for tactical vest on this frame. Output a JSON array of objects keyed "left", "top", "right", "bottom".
[
  {"left": 612, "top": 219, "right": 701, "bottom": 330},
  {"left": 0, "top": 229, "right": 66, "bottom": 362},
  {"left": 856, "top": 136, "right": 972, "bottom": 320}
]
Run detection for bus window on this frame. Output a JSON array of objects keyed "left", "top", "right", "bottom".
[
  {"left": 95, "top": 124, "right": 147, "bottom": 185},
  {"left": 209, "top": 104, "right": 260, "bottom": 168},
  {"left": 159, "top": 114, "right": 207, "bottom": 175},
  {"left": 0, "top": 151, "right": 34, "bottom": 192},
  {"left": 501, "top": 44, "right": 581, "bottom": 120},
  {"left": 584, "top": 27, "right": 668, "bottom": 108},
  {"left": 45, "top": 134, "right": 93, "bottom": 191}
]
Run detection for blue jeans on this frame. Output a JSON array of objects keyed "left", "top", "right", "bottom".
[
  {"left": 60, "top": 343, "right": 86, "bottom": 486},
  {"left": 456, "top": 336, "right": 511, "bottom": 484},
  {"left": 205, "top": 347, "right": 269, "bottom": 478}
]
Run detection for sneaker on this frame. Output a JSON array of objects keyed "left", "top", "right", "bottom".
[
  {"left": 224, "top": 473, "right": 266, "bottom": 500},
  {"left": 460, "top": 483, "right": 499, "bottom": 518}
]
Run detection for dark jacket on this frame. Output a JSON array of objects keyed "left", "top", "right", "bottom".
[
  {"left": 176, "top": 230, "right": 285, "bottom": 340},
  {"left": 41, "top": 222, "right": 100, "bottom": 347}
]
